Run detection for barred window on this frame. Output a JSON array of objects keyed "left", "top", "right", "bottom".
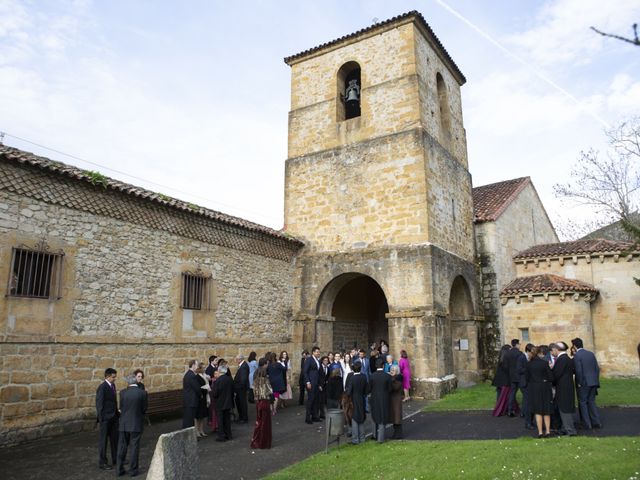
[
  {"left": 181, "top": 271, "right": 211, "bottom": 310},
  {"left": 7, "top": 245, "right": 64, "bottom": 299}
]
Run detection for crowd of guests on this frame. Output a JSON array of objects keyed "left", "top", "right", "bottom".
[
  {"left": 94, "top": 342, "right": 412, "bottom": 473},
  {"left": 492, "top": 337, "right": 602, "bottom": 438}
]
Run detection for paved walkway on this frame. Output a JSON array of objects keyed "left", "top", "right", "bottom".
[{"left": 0, "top": 403, "right": 638, "bottom": 480}]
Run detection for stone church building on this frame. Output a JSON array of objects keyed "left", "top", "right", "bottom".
[{"left": 1, "top": 11, "right": 638, "bottom": 445}]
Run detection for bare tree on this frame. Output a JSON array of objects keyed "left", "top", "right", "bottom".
[
  {"left": 591, "top": 23, "right": 639, "bottom": 47},
  {"left": 554, "top": 118, "right": 640, "bottom": 231}
]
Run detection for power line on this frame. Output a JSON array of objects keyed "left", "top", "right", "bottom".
[{"left": 1, "top": 131, "right": 282, "bottom": 225}]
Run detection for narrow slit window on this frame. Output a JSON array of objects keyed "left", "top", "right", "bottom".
[
  {"left": 181, "top": 271, "right": 211, "bottom": 310},
  {"left": 7, "top": 247, "right": 64, "bottom": 299}
]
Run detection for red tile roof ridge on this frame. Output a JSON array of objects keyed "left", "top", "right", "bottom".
[
  {"left": 513, "top": 238, "right": 636, "bottom": 260},
  {"left": 500, "top": 273, "right": 598, "bottom": 296}
]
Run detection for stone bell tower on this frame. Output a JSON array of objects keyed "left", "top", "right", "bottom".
[{"left": 284, "top": 11, "right": 482, "bottom": 396}]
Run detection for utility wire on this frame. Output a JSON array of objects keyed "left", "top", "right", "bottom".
[{"left": 0, "top": 131, "right": 282, "bottom": 225}]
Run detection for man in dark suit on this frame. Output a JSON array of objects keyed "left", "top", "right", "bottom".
[
  {"left": 96, "top": 367, "right": 119, "bottom": 470},
  {"left": 345, "top": 361, "right": 368, "bottom": 445},
  {"left": 551, "top": 342, "right": 577, "bottom": 436},
  {"left": 317, "top": 356, "right": 330, "bottom": 419},
  {"left": 298, "top": 350, "right": 309, "bottom": 406},
  {"left": 572, "top": 337, "right": 602, "bottom": 429},
  {"left": 233, "top": 354, "right": 250, "bottom": 423},
  {"left": 522, "top": 343, "right": 535, "bottom": 430},
  {"left": 182, "top": 360, "right": 201, "bottom": 429},
  {"left": 368, "top": 358, "right": 392, "bottom": 443},
  {"left": 212, "top": 364, "right": 234, "bottom": 441},
  {"left": 303, "top": 346, "right": 321, "bottom": 424},
  {"left": 116, "top": 374, "right": 148, "bottom": 477},
  {"left": 506, "top": 339, "right": 524, "bottom": 417}
]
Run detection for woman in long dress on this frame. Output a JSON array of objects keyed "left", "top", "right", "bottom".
[
  {"left": 250, "top": 361, "right": 273, "bottom": 449},
  {"left": 195, "top": 361, "right": 211, "bottom": 437},
  {"left": 398, "top": 350, "right": 412, "bottom": 402},
  {"left": 527, "top": 346, "right": 554, "bottom": 438},
  {"left": 266, "top": 352, "right": 285, "bottom": 414}
]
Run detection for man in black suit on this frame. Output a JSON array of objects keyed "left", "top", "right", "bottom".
[
  {"left": 303, "top": 346, "right": 321, "bottom": 424},
  {"left": 298, "top": 350, "right": 309, "bottom": 406},
  {"left": 116, "top": 374, "right": 148, "bottom": 477},
  {"left": 212, "top": 364, "right": 234, "bottom": 441},
  {"left": 345, "top": 361, "right": 368, "bottom": 445},
  {"left": 506, "top": 339, "right": 524, "bottom": 417},
  {"left": 96, "top": 367, "right": 119, "bottom": 470},
  {"left": 233, "top": 354, "right": 250, "bottom": 423},
  {"left": 182, "top": 360, "right": 201, "bottom": 429},
  {"left": 522, "top": 343, "right": 535, "bottom": 430},
  {"left": 368, "top": 358, "right": 392, "bottom": 443},
  {"left": 572, "top": 337, "right": 602, "bottom": 429},
  {"left": 551, "top": 342, "right": 577, "bottom": 436}
]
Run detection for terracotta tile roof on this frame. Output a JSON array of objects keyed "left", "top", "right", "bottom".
[
  {"left": 472, "top": 177, "right": 530, "bottom": 223},
  {"left": 284, "top": 11, "right": 466, "bottom": 85},
  {"left": 513, "top": 238, "right": 636, "bottom": 260},
  {"left": 0, "top": 145, "right": 304, "bottom": 259},
  {"left": 501, "top": 274, "right": 598, "bottom": 296}
]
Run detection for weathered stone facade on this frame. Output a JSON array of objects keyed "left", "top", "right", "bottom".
[
  {"left": 0, "top": 149, "right": 301, "bottom": 445},
  {"left": 285, "top": 12, "right": 481, "bottom": 394}
]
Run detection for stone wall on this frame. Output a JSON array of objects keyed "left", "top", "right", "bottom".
[{"left": 0, "top": 177, "right": 300, "bottom": 445}]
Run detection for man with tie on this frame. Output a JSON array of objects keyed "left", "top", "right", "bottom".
[
  {"left": 96, "top": 367, "right": 119, "bottom": 470},
  {"left": 571, "top": 337, "right": 602, "bottom": 429},
  {"left": 303, "top": 346, "right": 322, "bottom": 424},
  {"left": 116, "top": 374, "right": 148, "bottom": 477},
  {"left": 298, "top": 350, "right": 309, "bottom": 406}
]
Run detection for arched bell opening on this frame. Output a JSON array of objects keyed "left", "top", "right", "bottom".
[{"left": 337, "top": 61, "right": 361, "bottom": 121}]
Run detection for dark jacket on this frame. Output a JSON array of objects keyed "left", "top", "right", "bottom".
[
  {"left": 389, "top": 374, "right": 403, "bottom": 425},
  {"left": 234, "top": 361, "right": 250, "bottom": 391},
  {"left": 368, "top": 369, "right": 392, "bottom": 425},
  {"left": 573, "top": 348, "right": 600, "bottom": 388},
  {"left": 491, "top": 357, "right": 510, "bottom": 388},
  {"left": 96, "top": 380, "right": 118, "bottom": 422},
  {"left": 212, "top": 373, "right": 234, "bottom": 411},
  {"left": 552, "top": 354, "right": 576, "bottom": 413},
  {"left": 182, "top": 370, "right": 202, "bottom": 409},
  {"left": 346, "top": 372, "right": 367, "bottom": 423},
  {"left": 326, "top": 375, "right": 344, "bottom": 408},
  {"left": 119, "top": 386, "right": 148, "bottom": 432},
  {"left": 302, "top": 356, "right": 320, "bottom": 389},
  {"left": 267, "top": 362, "right": 286, "bottom": 393},
  {"left": 506, "top": 347, "right": 524, "bottom": 383}
]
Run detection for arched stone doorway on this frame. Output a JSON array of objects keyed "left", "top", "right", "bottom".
[
  {"left": 449, "top": 275, "right": 479, "bottom": 385},
  {"left": 317, "top": 273, "right": 389, "bottom": 352}
]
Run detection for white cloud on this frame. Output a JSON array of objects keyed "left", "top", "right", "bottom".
[
  {"left": 506, "top": 0, "right": 640, "bottom": 67},
  {"left": 606, "top": 74, "right": 640, "bottom": 115}
]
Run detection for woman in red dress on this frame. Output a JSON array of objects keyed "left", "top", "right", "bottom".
[{"left": 250, "top": 360, "right": 273, "bottom": 449}]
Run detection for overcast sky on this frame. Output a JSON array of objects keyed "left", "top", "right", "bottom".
[{"left": 1, "top": 0, "right": 639, "bottom": 236}]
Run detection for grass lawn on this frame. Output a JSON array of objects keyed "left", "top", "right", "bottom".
[
  {"left": 425, "top": 378, "right": 640, "bottom": 412},
  {"left": 266, "top": 437, "right": 640, "bottom": 480}
]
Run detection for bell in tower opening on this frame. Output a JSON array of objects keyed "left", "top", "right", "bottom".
[{"left": 345, "top": 78, "right": 361, "bottom": 119}]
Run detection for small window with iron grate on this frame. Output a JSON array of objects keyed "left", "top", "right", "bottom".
[
  {"left": 180, "top": 270, "right": 212, "bottom": 310},
  {"left": 7, "top": 243, "right": 64, "bottom": 299}
]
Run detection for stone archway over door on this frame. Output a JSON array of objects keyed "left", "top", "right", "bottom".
[
  {"left": 449, "top": 276, "right": 480, "bottom": 384},
  {"left": 317, "top": 273, "right": 389, "bottom": 352}
]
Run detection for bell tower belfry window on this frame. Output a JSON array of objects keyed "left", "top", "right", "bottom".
[{"left": 337, "top": 61, "right": 361, "bottom": 121}]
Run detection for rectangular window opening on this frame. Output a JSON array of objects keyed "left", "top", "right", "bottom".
[
  {"left": 7, "top": 247, "right": 64, "bottom": 299},
  {"left": 181, "top": 272, "right": 211, "bottom": 310},
  {"left": 519, "top": 328, "right": 530, "bottom": 343}
]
